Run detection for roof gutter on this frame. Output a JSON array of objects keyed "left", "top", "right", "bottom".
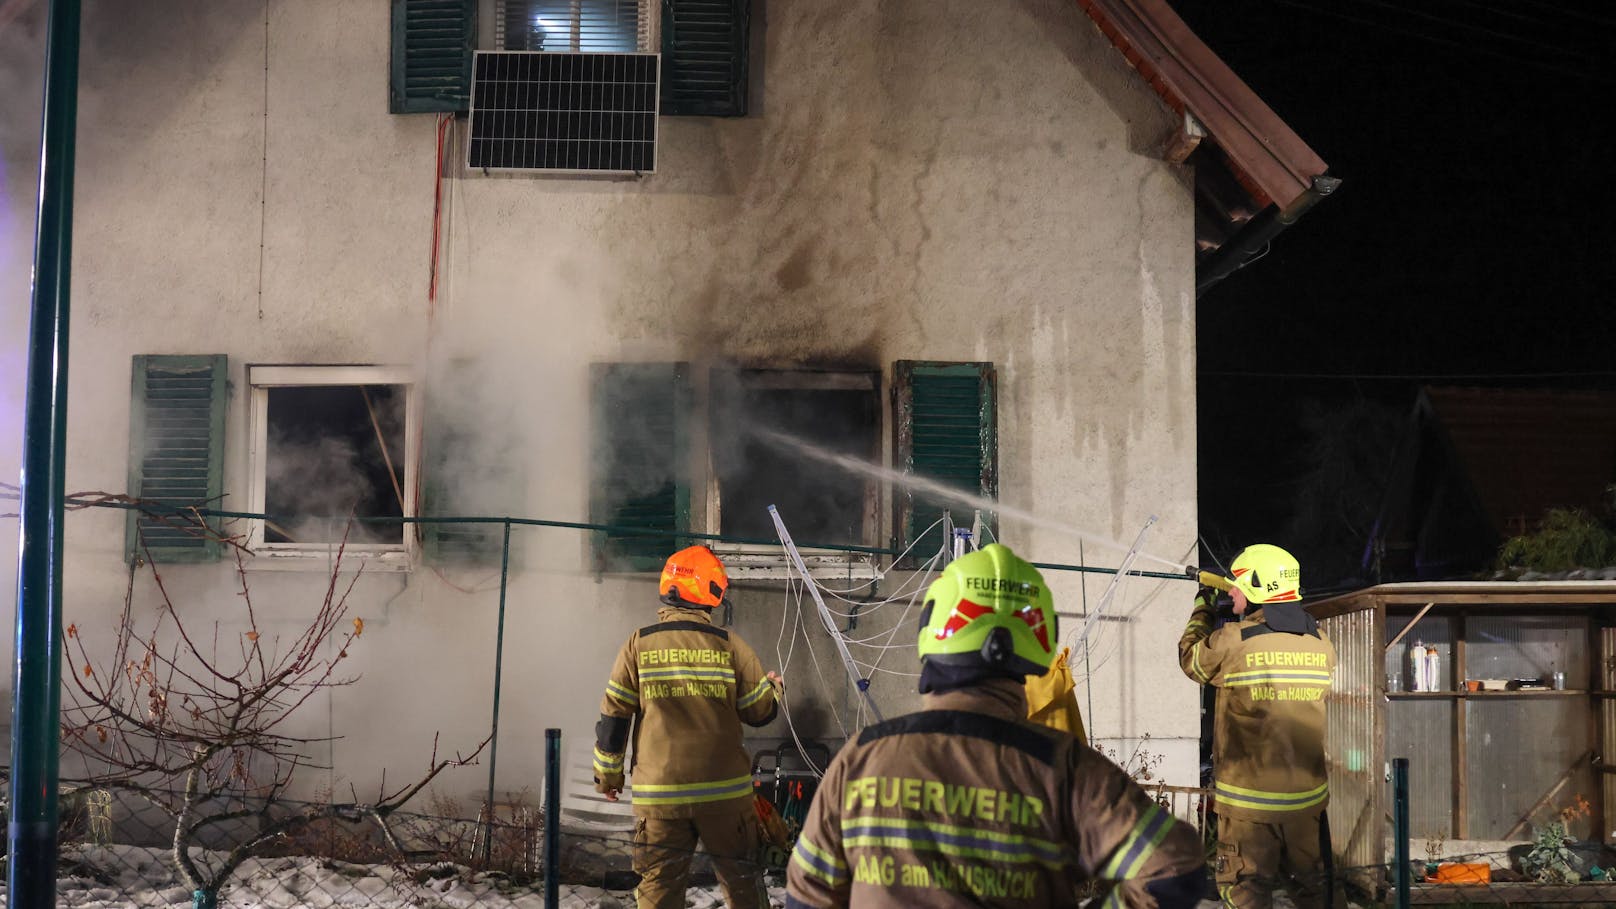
[{"left": 1196, "top": 174, "right": 1342, "bottom": 298}]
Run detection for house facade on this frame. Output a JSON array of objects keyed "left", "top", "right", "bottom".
[{"left": 0, "top": 0, "right": 1329, "bottom": 807}]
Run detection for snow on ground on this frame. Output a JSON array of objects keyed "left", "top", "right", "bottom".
[{"left": 41, "top": 844, "right": 1244, "bottom": 908}]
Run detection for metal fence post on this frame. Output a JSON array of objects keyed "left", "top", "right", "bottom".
[
  {"left": 1393, "top": 757, "right": 1410, "bottom": 909},
  {"left": 482, "top": 519, "right": 514, "bottom": 861},
  {"left": 9, "top": 2, "right": 81, "bottom": 908},
  {"left": 544, "top": 727, "right": 561, "bottom": 909}
]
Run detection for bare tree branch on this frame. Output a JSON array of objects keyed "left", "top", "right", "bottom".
[{"left": 62, "top": 522, "right": 482, "bottom": 901}]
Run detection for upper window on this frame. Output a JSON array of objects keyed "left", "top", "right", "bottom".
[
  {"left": 246, "top": 367, "right": 419, "bottom": 567},
  {"left": 496, "top": 0, "right": 651, "bottom": 52},
  {"left": 388, "top": 0, "right": 750, "bottom": 117}
]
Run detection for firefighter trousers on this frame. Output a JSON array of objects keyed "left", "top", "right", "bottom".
[
  {"left": 1215, "top": 813, "right": 1346, "bottom": 909},
  {"left": 632, "top": 807, "right": 764, "bottom": 909}
]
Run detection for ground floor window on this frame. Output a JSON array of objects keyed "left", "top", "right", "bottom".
[
  {"left": 710, "top": 368, "right": 880, "bottom": 545},
  {"left": 589, "top": 360, "right": 994, "bottom": 574},
  {"left": 247, "top": 366, "right": 418, "bottom": 564}
]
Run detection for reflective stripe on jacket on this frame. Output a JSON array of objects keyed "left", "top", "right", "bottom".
[
  {"left": 785, "top": 680, "right": 1204, "bottom": 908},
  {"left": 1178, "top": 594, "right": 1337, "bottom": 822},
  {"left": 596, "top": 606, "right": 778, "bottom": 818}
]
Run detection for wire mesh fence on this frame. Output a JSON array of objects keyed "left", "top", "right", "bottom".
[
  {"left": 38, "top": 788, "right": 791, "bottom": 909},
  {"left": 24, "top": 781, "right": 1616, "bottom": 908}
]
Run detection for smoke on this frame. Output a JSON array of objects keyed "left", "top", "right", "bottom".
[{"left": 262, "top": 385, "right": 408, "bottom": 546}]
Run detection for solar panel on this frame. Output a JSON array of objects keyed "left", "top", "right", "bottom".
[{"left": 468, "top": 51, "right": 659, "bottom": 174}]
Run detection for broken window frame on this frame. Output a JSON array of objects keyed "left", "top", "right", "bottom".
[
  {"left": 705, "top": 367, "right": 882, "bottom": 580},
  {"left": 245, "top": 365, "right": 420, "bottom": 570}
]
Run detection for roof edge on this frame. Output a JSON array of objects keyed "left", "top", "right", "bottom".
[{"left": 1075, "top": 0, "right": 1329, "bottom": 210}]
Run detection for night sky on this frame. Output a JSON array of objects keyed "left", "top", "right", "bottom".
[{"left": 1168, "top": 0, "right": 1616, "bottom": 584}]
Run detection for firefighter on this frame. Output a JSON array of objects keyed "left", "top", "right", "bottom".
[
  {"left": 593, "top": 545, "right": 783, "bottom": 909},
  {"left": 786, "top": 543, "right": 1208, "bottom": 908},
  {"left": 1179, "top": 543, "right": 1342, "bottom": 909}
]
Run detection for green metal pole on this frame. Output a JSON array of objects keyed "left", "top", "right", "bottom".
[
  {"left": 543, "top": 728, "right": 560, "bottom": 909},
  {"left": 10, "top": 0, "right": 81, "bottom": 906},
  {"left": 481, "top": 520, "right": 513, "bottom": 861},
  {"left": 1393, "top": 757, "right": 1410, "bottom": 909}
]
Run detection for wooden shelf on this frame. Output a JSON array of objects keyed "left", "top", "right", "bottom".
[{"left": 1387, "top": 689, "right": 1587, "bottom": 699}]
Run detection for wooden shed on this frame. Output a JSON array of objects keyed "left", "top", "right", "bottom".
[{"left": 1306, "top": 582, "right": 1616, "bottom": 891}]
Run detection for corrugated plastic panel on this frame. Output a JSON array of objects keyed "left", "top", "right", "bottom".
[
  {"left": 1466, "top": 615, "right": 1589, "bottom": 689},
  {"left": 1321, "top": 607, "right": 1381, "bottom": 877},
  {"left": 1384, "top": 613, "right": 1456, "bottom": 693},
  {"left": 1386, "top": 698, "right": 1454, "bottom": 838},
  {"left": 1468, "top": 698, "right": 1594, "bottom": 839},
  {"left": 1604, "top": 628, "right": 1616, "bottom": 844}
]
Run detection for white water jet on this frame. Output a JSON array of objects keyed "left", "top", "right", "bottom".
[{"left": 751, "top": 427, "right": 1190, "bottom": 573}]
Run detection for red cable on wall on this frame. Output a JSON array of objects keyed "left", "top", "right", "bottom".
[{"left": 428, "top": 112, "right": 451, "bottom": 308}]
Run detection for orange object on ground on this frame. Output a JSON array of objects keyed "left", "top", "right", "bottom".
[
  {"left": 753, "top": 792, "right": 791, "bottom": 848},
  {"left": 1429, "top": 862, "right": 1491, "bottom": 884}
]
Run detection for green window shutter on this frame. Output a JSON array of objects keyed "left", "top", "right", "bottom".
[
  {"left": 421, "top": 362, "right": 522, "bottom": 567},
  {"left": 126, "top": 355, "right": 228, "bottom": 564},
  {"left": 390, "top": 0, "right": 476, "bottom": 114},
  {"left": 591, "top": 363, "right": 691, "bottom": 572},
  {"left": 660, "top": 0, "right": 749, "bottom": 117},
  {"left": 893, "top": 361, "right": 997, "bottom": 564}
]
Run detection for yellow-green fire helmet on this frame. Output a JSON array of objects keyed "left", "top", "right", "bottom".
[
  {"left": 1230, "top": 543, "right": 1302, "bottom": 604},
  {"left": 917, "top": 544, "right": 1057, "bottom": 675}
]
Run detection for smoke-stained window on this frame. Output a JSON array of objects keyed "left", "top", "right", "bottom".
[
  {"left": 710, "top": 369, "right": 879, "bottom": 545},
  {"left": 247, "top": 367, "right": 419, "bottom": 566}
]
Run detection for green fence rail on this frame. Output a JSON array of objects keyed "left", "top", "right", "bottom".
[{"left": 62, "top": 496, "right": 1195, "bottom": 581}]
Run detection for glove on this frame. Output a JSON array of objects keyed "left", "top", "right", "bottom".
[{"left": 594, "top": 771, "right": 624, "bottom": 795}]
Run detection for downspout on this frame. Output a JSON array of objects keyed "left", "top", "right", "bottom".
[{"left": 1196, "top": 174, "right": 1342, "bottom": 297}]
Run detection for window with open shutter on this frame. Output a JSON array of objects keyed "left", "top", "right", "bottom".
[
  {"left": 893, "top": 361, "right": 997, "bottom": 564},
  {"left": 591, "top": 362, "right": 691, "bottom": 571},
  {"left": 390, "top": 0, "right": 477, "bottom": 114},
  {"left": 660, "top": 0, "right": 749, "bottom": 117},
  {"left": 125, "top": 355, "right": 228, "bottom": 564}
]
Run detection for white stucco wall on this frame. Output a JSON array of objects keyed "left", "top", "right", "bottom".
[{"left": 1, "top": 0, "right": 1201, "bottom": 809}]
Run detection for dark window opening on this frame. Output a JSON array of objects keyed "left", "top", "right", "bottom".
[
  {"left": 264, "top": 385, "right": 406, "bottom": 545},
  {"left": 711, "top": 370, "right": 878, "bottom": 544}
]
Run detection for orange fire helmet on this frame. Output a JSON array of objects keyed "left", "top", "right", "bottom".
[{"left": 660, "top": 545, "right": 729, "bottom": 609}]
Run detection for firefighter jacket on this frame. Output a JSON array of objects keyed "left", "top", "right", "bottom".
[
  {"left": 785, "top": 679, "right": 1206, "bottom": 908},
  {"left": 594, "top": 605, "right": 779, "bottom": 819},
  {"left": 1178, "top": 592, "right": 1337, "bottom": 822}
]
